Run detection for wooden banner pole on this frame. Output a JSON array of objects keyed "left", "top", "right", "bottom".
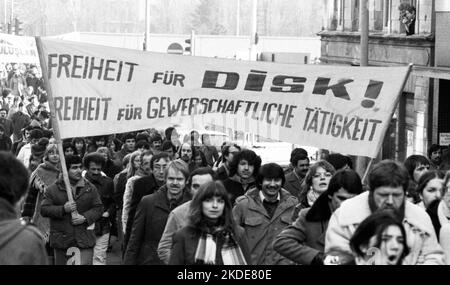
[{"left": 35, "top": 37, "right": 78, "bottom": 220}]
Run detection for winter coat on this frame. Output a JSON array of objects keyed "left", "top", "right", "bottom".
[
  {"left": 284, "top": 171, "right": 304, "bottom": 200},
  {"left": 40, "top": 177, "right": 103, "bottom": 249},
  {"left": 123, "top": 186, "right": 191, "bottom": 265},
  {"left": 0, "top": 117, "right": 14, "bottom": 137},
  {"left": 169, "top": 224, "right": 251, "bottom": 265},
  {"left": 10, "top": 111, "right": 30, "bottom": 141},
  {"left": 22, "top": 161, "right": 60, "bottom": 242},
  {"left": 84, "top": 172, "right": 115, "bottom": 236},
  {"left": 113, "top": 171, "right": 128, "bottom": 209},
  {"left": 273, "top": 193, "right": 331, "bottom": 265},
  {"left": 123, "top": 174, "right": 159, "bottom": 248},
  {"left": 325, "top": 191, "right": 445, "bottom": 265},
  {"left": 0, "top": 135, "right": 12, "bottom": 151},
  {"left": 223, "top": 175, "right": 256, "bottom": 206},
  {"left": 215, "top": 164, "right": 229, "bottom": 181},
  {"left": 0, "top": 198, "right": 48, "bottom": 265},
  {"left": 158, "top": 200, "right": 191, "bottom": 264},
  {"left": 233, "top": 188, "right": 298, "bottom": 265},
  {"left": 103, "top": 159, "right": 122, "bottom": 180}
]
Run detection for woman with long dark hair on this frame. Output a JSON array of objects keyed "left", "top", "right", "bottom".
[
  {"left": 350, "top": 211, "right": 409, "bottom": 265},
  {"left": 169, "top": 181, "right": 250, "bottom": 265}
]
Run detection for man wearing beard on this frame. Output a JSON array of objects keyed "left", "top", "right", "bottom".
[
  {"left": 325, "top": 160, "right": 444, "bottom": 265},
  {"left": 178, "top": 142, "right": 197, "bottom": 173},
  {"left": 83, "top": 153, "right": 115, "bottom": 265},
  {"left": 233, "top": 163, "right": 298, "bottom": 265},
  {"left": 123, "top": 160, "right": 191, "bottom": 265},
  {"left": 284, "top": 152, "right": 310, "bottom": 199}
]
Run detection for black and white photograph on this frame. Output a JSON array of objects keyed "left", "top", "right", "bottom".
[{"left": 1, "top": 0, "right": 450, "bottom": 274}]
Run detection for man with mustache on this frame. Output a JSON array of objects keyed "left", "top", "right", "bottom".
[
  {"left": 41, "top": 155, "right": 103, "bottom": 265},
  {"left": 123, "top": 160, "right": 191, "bottom": 265},
  {"left": 150, "top": 133, "right": 163, "bottom": 156},
  {"left": 83, "top": 153, "right": 115, "bottom": 265},
  {"left": 233, "top": 163, "right": 298, "bottom": 265},
  {"left": 178, "top": 142, "right": 197, "bottom": 173},
  {"left": 223, "top": 149, "right": 261, "bottom": 206},
  {"left": 284, "top": 151, "right": 310, "bottom": 199},
  {"left": 157, "top": 167, "right": 215, "bottom": 264},
  {"left": 325, "top": 160, "right": 444, "bottom": 265}
]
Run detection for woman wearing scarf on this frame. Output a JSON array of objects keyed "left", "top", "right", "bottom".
[
  {"left": 292, "top": 160, "right": 336, "bottom": 220},
  {"left": 21, "top": 143, "right": 60, "bottom": 264},
  {"left": 169, "top": 180, "right": 250, "bottom": 265}
]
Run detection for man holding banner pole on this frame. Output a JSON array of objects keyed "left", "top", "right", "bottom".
[
  {"left": 35, "top": 36, "right": 103, "bottom": 265},
  {"left": 40, "top": 154, "right": 103, "bottom": 265}
]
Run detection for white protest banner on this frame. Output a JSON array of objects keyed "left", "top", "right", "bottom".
[
  {"left": 37, "top": 38, "right": 410, "bottom": 158},
  {"left": 0, "top": 33, "right": 39, "bottom": 64}
]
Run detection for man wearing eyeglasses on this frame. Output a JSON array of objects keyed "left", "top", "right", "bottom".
[
  {"left": 284, "top": 152, "right": 310, "bottom": 199},
  {"left": 325, "top": 160, "right": 444, "bottom": 265}
]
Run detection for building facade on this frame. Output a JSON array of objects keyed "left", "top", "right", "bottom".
[{"left": 319, "top": 0, "right": 450, "bottom": 162}]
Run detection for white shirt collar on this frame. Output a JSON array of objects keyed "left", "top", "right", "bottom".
[{"left": 259, "top": 190, "right": 280, "bottom": 203}]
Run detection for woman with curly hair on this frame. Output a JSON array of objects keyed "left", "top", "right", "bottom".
[{"left": 169, "top": 180, "right": 250, "bottom": 265}]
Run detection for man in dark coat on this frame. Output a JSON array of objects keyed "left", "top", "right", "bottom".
[
  {"left": 284, "top": 151, "right": 310, "bottom": 199},
  {"left": 41, "top": 155, "right": 103, "bottom": 265},
  {"left": 0, "top": 108, "right": 13, "bottom": 138},
  {"left": 83, "top": 153, "right": 115, "bottom": 265},
  {"left": 123, "top": 152, "right": 171, "bottom": 248},
  {"left": 123, "top": 160, "right": 191, "bottom": 265},
  {"left": 0, "top": 152, "right": 47, "bottom": 265},
  {"left": 0, "top": 125, "right": 12, "bottom": 151}
]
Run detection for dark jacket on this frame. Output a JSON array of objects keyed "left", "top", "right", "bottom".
[
  {"left": 103, "top": 159, "right": 122, "bottom": 180},
  {"left": 273, "top": 192, "right": 331, "bottom": 265},
  {"left": 0, "top": 117, "right": 13, "bottom": 137},
  {"left": 40, "top": 177, "right": 103, "bottom": 249},
  {"left": 123, "top": 186, "right": 191, "bottom": 265},
  {"left": 0, "top": 198, "right": 48, "bottom": 265},
  {"left": 0, "top": 135, "right": 12, "bottom": 151},
  {"left": 169, "top": 225, "right": 251, "bottom": 265},
  {"left": 291, "top": 191, "right": 310, "bottom": 222},
  {"left": 10, "top": 111, "right": 30, "bottom": 140},
  {"left": 223, "top": 176, "right": 256, "bottom": 206},
  {"left": 233, "top": 188, "right": 298, "bottom": 265},
  {"left": 123, "top": 174, "right": 160, "bottom": 248},
  {"left": 84, "top": 172, "right": 115, "bottom": 236},
  {"left": 426, "top": 199, "right": 441, "bottom": 240},
  {"left": 113, "top": 171, "right": 128, "bottom": 210},
  {"left": 215, "top": 164, "right": 229, "bottom": 181},
  {"left": 284, "top": 171, "right": 304, "bottom": 199}
]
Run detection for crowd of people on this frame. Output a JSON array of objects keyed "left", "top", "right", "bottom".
[{"left": 2, "top": 89, "right": 450, "bottom": 265}]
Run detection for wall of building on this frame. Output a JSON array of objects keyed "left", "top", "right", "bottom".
[{"left": 320, "top": 0, "right": 435, "bottom": 159}]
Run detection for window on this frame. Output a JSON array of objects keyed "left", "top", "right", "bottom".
[
  {"left": 351, "top": 0, "right": 359, "bottom": 31},
  {"left": 383, "top": 0, "right": 391, "bottom": 29},
  {"left": 338, "top": 0, "right": 344, "bottom": 30},
  {"left": 373, "top": 0, "right": 384, "bottom": 31}
]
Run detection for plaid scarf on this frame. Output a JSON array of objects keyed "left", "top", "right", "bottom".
[{"left": 194, "top": 227, "right": 247, "bottom": 265}]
